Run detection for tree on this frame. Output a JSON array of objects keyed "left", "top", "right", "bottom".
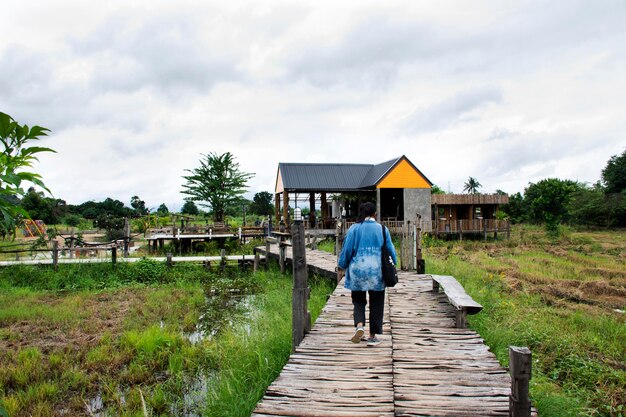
[
  {"left": 157, "top": 204, "right": 169, "bottom": 215},
  {"left": 501, "top": 192, "right": 526, "bottom": 224},
  {"left": 130, "top": 195, "right": 148, "bottom": 216},
  {"left": 181, "top": 152, "right": 254, "bottom": 221},
  {"left": 463, "top": 177, "right": 482, "bottom": 194},
  {"left": 249, "top": 191, "right": 274, "bottom": 216},
  {"left": 181, "top": 200, "right": 199, "bottom": 215},
  {"left": 430, "top": 184, "right": 446, "bottom": 195},
  {"left": 20, "top": 187, "right": 68, "bottom": 224},
  {"left": 0, "top": 112, "right": 55, "bottom": 235},
  {"left": 524, "top": 178, "right": 582, "bottom": 226},
  {"left": 602, "top": 148, "right": 626, "bottom": 194}
]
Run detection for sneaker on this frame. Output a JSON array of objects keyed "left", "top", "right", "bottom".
[
  {"left": 351, "top": 326, "right": 365, "bottom": 343},
  {"left": 366, "top": 337, "right": 382, "bottom": 347}
]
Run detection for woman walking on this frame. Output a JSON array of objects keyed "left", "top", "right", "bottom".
[{"left": 338, "top": 202, "right": 397, "bottom": 346}]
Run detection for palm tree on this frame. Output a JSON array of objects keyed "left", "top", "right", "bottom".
[{"left": 463, "top": 177, "right": 482, "bottom": 194}]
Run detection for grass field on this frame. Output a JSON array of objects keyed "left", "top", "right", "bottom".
[
  {"left": 0, "top": 261, "right": 335, "bottom": 417},
  {"left": 424, "top": 226, "right": 625, "bottom": 417}
]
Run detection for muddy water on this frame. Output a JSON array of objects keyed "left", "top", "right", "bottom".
[
  {"left": 186, "top": 292, "right": 255, "bottom": 343},
  {"left": 85, "top": 288, "right": 256, "bottom": 416}
]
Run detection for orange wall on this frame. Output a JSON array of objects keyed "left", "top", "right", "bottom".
[{"left": 377, "top": 159, "right": 431, "bottom": 189}]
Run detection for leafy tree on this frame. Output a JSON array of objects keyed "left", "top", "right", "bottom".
[
  {"left": 181, "top": 152, "right": 254, "bottom": 222},
  {"left": 501, "top": 192, "right": 526, "bottom": 224},
  {"left": 602, "top": 148, "right": 626, "bottom": 194},
  {"left": 463, "top": 177, "right": 482, "bottom": 194},
  {"left": 225, "top": 197, "right": 251, "bottom": 217},
  {"left": 63, "top": 214, "right": 82, "bottom": 227},
  {"left": 101, "top": 198, "right": 131, "bottom": 218},
  {"left": 20, "top": 187, "right": 68, "bottom": 224},
  {"left": 567, "top": 184, "right": 612, "bottom": 227},
  {"left": 157, "top": 203, "right": 169, "bottom": 215},
  {"left": 0, "top": 112, "right": 55, "bottom": 235},
  {"left": 249, "top": 191, "right": 274, "bottom": 216},
  {"left": 430, "top": 184, "right": 446, "bottom": 195},
  {"left": 130, "top": 195, "right": 148, "bottom": 216},
  {"left": 181, "top": 200, "right": 199, "bottom": 215},
  {"left": 524, "top": 178, "right": 582, "bottom": 226}
]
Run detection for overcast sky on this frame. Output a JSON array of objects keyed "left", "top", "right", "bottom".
[{"left": 2, "top": 0, "right": 625, "bottom": 210}]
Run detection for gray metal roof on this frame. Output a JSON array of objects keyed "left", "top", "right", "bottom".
[
  {"left": 277, "top": 155, "right": 431, "bottom": 192},
  {"left": 278, "top": 162, "right": 374, "bottom": 192},
  {"left": 358, "top": 157, "right": 401, "bottom": 188}
]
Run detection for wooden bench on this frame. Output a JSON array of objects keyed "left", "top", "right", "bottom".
[{"left": 431, "top": 275, "right": 483, "bottom": 328}]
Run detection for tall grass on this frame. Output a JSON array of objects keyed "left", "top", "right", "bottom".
[
  {"left": 425, "top": 227, "right": 626, "bottom": 417},
  {"left": 0, "top": 263, "right": 335, "bottom": 416}
]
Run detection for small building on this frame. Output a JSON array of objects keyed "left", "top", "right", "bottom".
[
  {"left": 274, "top": 155, "right": 433, "bottom": 231},
  {"left": 431, "top": 193, "right": 510, "bottom": 237}
]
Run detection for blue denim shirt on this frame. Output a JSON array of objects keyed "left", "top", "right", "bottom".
[{"left": 338, "top": 219, "right": 398, "bottom": 291}]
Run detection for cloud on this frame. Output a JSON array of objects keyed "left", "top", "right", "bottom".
[
  {"left": 397, "top": 86, "right": 503, "bottom": 135},
  {"left": 68, "top": 11, "right": 242, "bottom": 98}
]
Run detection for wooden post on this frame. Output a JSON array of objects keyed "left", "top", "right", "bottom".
[
  {"left": 483, "top": 217, "right": 487, "bottom": 241},
  {"left": 509, "top": 346, "right": 532, "bottom": 417},
  {"left": 291, "top": 219, "right": 310, "bottom": 352},
  {"left": 416, "top": 215, "right": 425, "bottom": 274},
  {"left": 166, "top": 252, "right": 172, "bottom": 267},
  {"left": 320, "top": 192, "right": 328, "bottom": 224},
  {"left": 52, "top": 240, "right": 59, "bottom": 271},
  {"left": 220, "top": 249, "right": 226, "bottom": 273},
  {"left": 282, "top": 191, "right": 289, "bottom": 227},
  {"left": 279, "top": 243, "right": 286, "bottom": 274},
  {"left": 458, "top": 219, "right": 463, "bottom": 241},
  {"left": 275, "top": 193, "right": 281, "bottom": 225},
  {"left": 311, "top": 235, "right": 317, "bottom": 250},
  {"left": 455, "top": 308, "right": 467, "bottom": 329},
  {"left": 111, "top": 246, "right": 117, "bottom": 267},
  {"left": 123, "top": 217, "right": 131, "bottom": 257},
  {"left": 253, "top": 252, "right": 260, "bottom": 273},
  {"left": 69, "top": 231, "right": 74, "bottom": 259},
  {"left": 265, "top": 239, "right": 271, "bottom": 270}
]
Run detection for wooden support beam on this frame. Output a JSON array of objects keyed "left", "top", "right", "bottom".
[
  {"left": 309, "top": 192, "right": 316, "bottom": 225},
  {"left": 166, "top": 252, "right": 172, "bottom": 267},
  {"left": 291, "top": 219, "right": 310, "bottom": 351},
  {"left": 509, "top": 346, "right": 532, "bottom": 417},
  {"left": 220, "top": 249, "right": 226, "bottom": 273},
  {"left": 275, "top": 193, "right": 281, "bottom": 225},
  {"left": 320, "top": 192, "right": 328, "bottom": 221},
  {"left": 253, "top": 252, "right": 260, "bottom": 273},
  {"left": 282, "top": 190, "right": 289, "bottom": 226},
  {"left": 52, "top": 240, "right": 59, "bottom": 271}
]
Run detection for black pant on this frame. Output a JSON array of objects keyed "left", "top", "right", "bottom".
[{"left": 351, "top": 290, "right": 385, "bottom": 335}]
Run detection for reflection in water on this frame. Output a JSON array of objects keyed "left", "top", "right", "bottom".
[
  {"left": 186, "top": 290, "right": 255, "bottom": 344},
  {"left": 170, "top": 371, "right": 215, "bottom": 417}
]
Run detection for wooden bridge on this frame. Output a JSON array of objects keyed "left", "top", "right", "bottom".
[{"left": 254, "top": 244, "right": 536, "bottom": 417}]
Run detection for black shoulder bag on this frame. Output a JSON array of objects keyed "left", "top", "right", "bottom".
[{"left": 381, "top": 225, "right": 398, "bottom": 287}]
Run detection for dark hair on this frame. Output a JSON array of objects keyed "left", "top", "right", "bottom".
[{"left": 357, "top": 202, "right": 376, "bottom": 223}]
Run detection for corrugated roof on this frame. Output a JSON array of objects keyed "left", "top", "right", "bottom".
[
  {"left": 359, "top": 157, "right": 401, "bottom": 188},
  {"left": 278, "top": 163, "right": 373, "bottom": 191},
  {"left": 277, "top": 155, "right": 431, "bottom": 192}
]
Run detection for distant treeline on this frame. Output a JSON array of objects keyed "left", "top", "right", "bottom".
[
  {"left": 14, "top": 189, "right": 275, "bottom": 227},
  {"left": 501, "top": 148, "right": 626, "bottom": 228}
]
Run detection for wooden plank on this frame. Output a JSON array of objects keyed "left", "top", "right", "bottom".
[
  {"left": 251, "top": 248, "right": 518, "bottom": 417},
  {"left": 431, "top": 274, "right": 483, "bottom": 314}
]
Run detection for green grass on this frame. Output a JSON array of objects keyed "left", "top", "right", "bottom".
[
  {"left": 0, "top": 263, "right": 335, "bottom": 416},
  {"left": 425, "top": 226, "right": 626, "bottom": 417}
]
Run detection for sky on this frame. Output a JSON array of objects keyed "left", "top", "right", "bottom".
[{"left": 2, "top": 0, "right": 625, "bottom": 211}]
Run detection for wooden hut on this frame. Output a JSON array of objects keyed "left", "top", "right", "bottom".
[{"left": 274, "top": 155, "right": 433, "bottom": 231}]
